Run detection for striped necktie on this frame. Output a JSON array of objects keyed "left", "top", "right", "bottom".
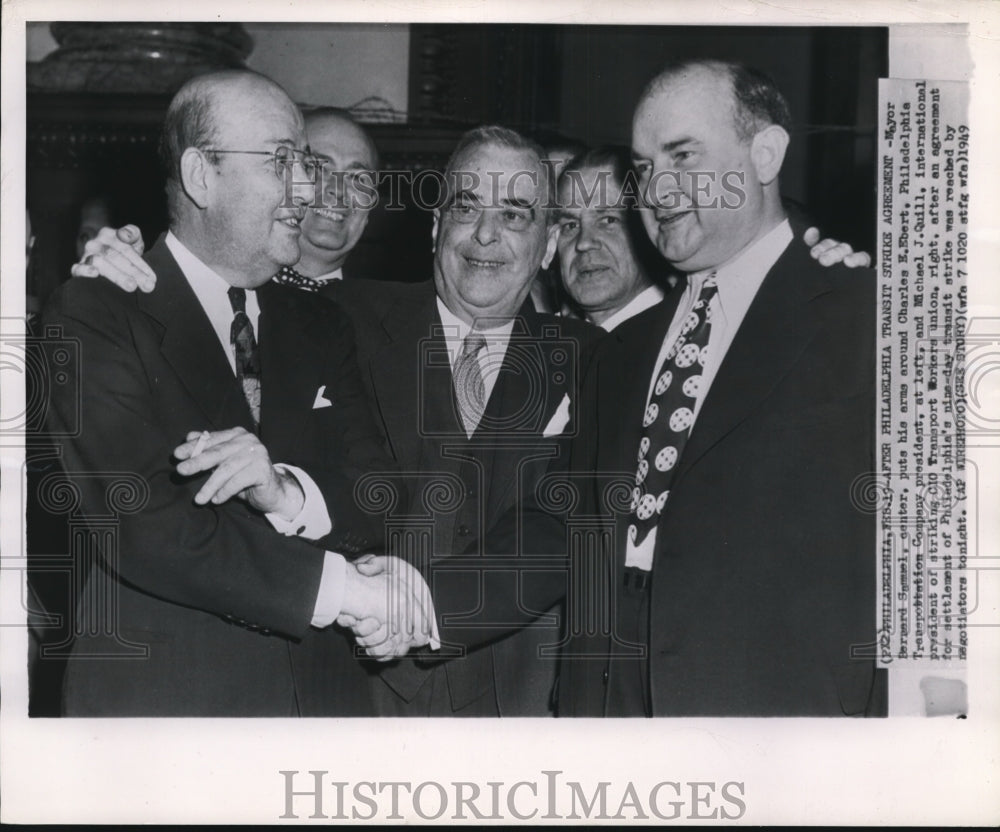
[
  {"left": 227, "top": 287, "right": 262, "bottom": 429},
  {"left": 453, "top": 333, "right": 487, "bottom": 436}
]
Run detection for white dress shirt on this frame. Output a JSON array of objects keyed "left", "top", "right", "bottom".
[
  {"left": 625, "top": 218, "right": 794, "bottom": 571},
  {"left": 436, "top": 297, "right": 517, "bottom": 437},
  {"left": 596, "top": 284, "right": 666, "bottom": 332}
]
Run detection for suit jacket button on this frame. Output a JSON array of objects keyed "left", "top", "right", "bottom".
[
  {"left": 458, "top": 524, "right": 470, "bottom": 535},
  {"left": 602, "top": 668, "right": 609, "bottom": 685}
]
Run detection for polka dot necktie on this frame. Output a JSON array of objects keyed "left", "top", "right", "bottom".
[
  {"left": 273, "top": 265, "right": 321, "bottom": 292},
  {"left": 628, "top": 274, "right": 719, "bottom": 551},
  {"left": 227, "top": 287, "right": 262, "bottom": 429},
  {"left": 453, "top": 333, "right": 487, "bottom": 436}
]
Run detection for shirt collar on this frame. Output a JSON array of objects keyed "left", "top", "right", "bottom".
[
  {"left": 164, "top": 231, "right": 260, "bottom": 368},
  {"left": 691, "top": 218, "right": 793, "bottom": 312},
  {"left": 435, "top": 296, "right": 517, "bottom": 343},
  {"left": 312, "top": 267, "right": 344, "bottom": 283},
  {"left": 596, "top": 284, "right": 666, "bottom": 331}
]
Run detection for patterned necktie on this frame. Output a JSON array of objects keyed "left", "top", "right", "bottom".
[
  {"left": 628, "top": 274, "right": 719, "bottom": 551},
  {"left": 273, "top": 265, "right": 321, "bottom": 292},
  {"left": 453, "top": 333, "right": 487, "bottom": 436},
  {"left": 227, "top": 287, "right": 262, "bottom": 429}
]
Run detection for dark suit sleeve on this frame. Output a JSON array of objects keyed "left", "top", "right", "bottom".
[{"left": 42, "top": 280, "right": 327, "bottom": 639}]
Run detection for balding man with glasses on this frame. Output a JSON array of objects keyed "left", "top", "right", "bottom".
[{"left": 40, "top": 70, "right": 433, "bottom": 716}]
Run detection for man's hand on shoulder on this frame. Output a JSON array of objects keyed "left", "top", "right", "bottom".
[
  {"left": 71, "top": 225, "right": 157, "bottom": 293},
  {"left": 173, "top": 427, "right": 304, "bottom": 519},
  {"left": 803, "top": 226, "right": 871, "bottom": 268}
]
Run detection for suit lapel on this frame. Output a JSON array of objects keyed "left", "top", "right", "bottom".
[
  {"left": 477, "top": 304, "right": 562, "bottom": 525},
  {"left": 671, "top": 241, "right": 833, "bottom": 486},
  {"left": 256, "top": 282, "right": 326, "bottom": 441},
  {"left": 368, "top": 284, "right": 445, "bottom": 473},
  {"left": 137, "top": 238, "right": 252, "bottom": 432}
]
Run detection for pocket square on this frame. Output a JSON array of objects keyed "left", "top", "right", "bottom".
[
  {"left": 312, "top": 385, "right": 333, "bottom": 409},
  {"left": 542, "top": 393, "right": 571, "bottom": 437}
]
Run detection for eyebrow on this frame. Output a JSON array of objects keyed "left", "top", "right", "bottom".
[
  {"left": 659, "top": 137, "right": 698, "bottom": 153},
  {"left": 500, "top": 197, "right": 536, "bottom": 211},
  {"left": 632, "top": 137, "right": 698, "bottom": 161},
  {"left": 312, "top": 156, "right": 371, "bottom": 170}
]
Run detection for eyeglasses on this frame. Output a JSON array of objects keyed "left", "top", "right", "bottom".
[
  {"left": 446, "top": 198, "right": 537, "bottom": 232},
  {"left": 202, "top": 146, "right": 320, "bottom": 182}
]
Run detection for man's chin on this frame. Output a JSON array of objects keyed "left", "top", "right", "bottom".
[
  {"left": 656, "top": 236, "right": 702, "bottom": 272},
  {"left": 270, "top": 243, "right": 303, "bottom": 270},
  {"left": 302, "top": 229, "right": 351, "bottom": 254}
]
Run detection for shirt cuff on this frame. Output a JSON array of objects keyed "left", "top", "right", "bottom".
[
  {"left": 266, "top": 463, "right": 333, "bottom": 540},
  {"left": 414, "top": 568, "right": 442, "bottom": 651},
  {"left": 310, "top": 551, "right": 347, "bottom": 628}
]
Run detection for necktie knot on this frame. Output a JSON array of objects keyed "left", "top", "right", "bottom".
[
  {"left": 461, "top": 332, "right": 487, "bottom": 360},
  {"left": 228, "top": 286, "right": 247, "bottom": 315},
  {"left": 695, "top": 272, "right": 719, "bottom": 306}
]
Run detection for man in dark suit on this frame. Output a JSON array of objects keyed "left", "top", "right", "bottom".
[
  {"left": 330, "top": 127, "right": 600, "bottom": 716},
  {"left": 41, "top": 70, "right": 430, "bottom": 716},
  {"left": 550, "top": 59, "right": 885, "bottom": 716}
]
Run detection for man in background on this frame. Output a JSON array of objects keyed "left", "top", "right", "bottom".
[{"left": 274, "top": 107, "right": 380, "bottom": 288}]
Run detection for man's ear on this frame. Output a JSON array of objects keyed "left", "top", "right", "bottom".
[
  {"left": 430, "top": 208, "right": 440, "bottom": 254},
  {"left": 179, "top": 147, "right": 213, "bottom": 210},
  {"left": 750, "top": 124, "right": 789, "bottom": 187},
  {"left": 541, "top": 223, "right": 560, "bottom": 270}
]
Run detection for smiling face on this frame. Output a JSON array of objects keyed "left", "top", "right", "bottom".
[
  {"left": 432, "top": 142, "right": 550, "bottom": 326},
  {"left": 299, "top": 112, "right": 378, "bottom": 274},
  {"left": 202, "top": 77, "right": 312, "bottom": 287},
  {"left": 554, "top": 164, "right": 649, "bottom": 324},
  {"left": 631, "top": 66, "right": 767, "bottom": 273}
]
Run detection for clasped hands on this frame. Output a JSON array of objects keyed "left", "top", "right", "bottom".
[
  {"left": 339, "top": 554, "right": 436, "bottom": 661},
  {"left": 173, "top": 428, "right": 433, "bottom": 660}
]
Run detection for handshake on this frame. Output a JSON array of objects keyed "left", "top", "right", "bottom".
[
  {"left": 338, "top": 554, "right": 438, "bottom": 661},
  {"left": 170, "top": 429, "right": 437, "bottom": 662}
]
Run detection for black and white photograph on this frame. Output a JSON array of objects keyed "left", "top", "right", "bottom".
[{"left": 2, "top": 0, "right": 998, "bottom": 825}]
